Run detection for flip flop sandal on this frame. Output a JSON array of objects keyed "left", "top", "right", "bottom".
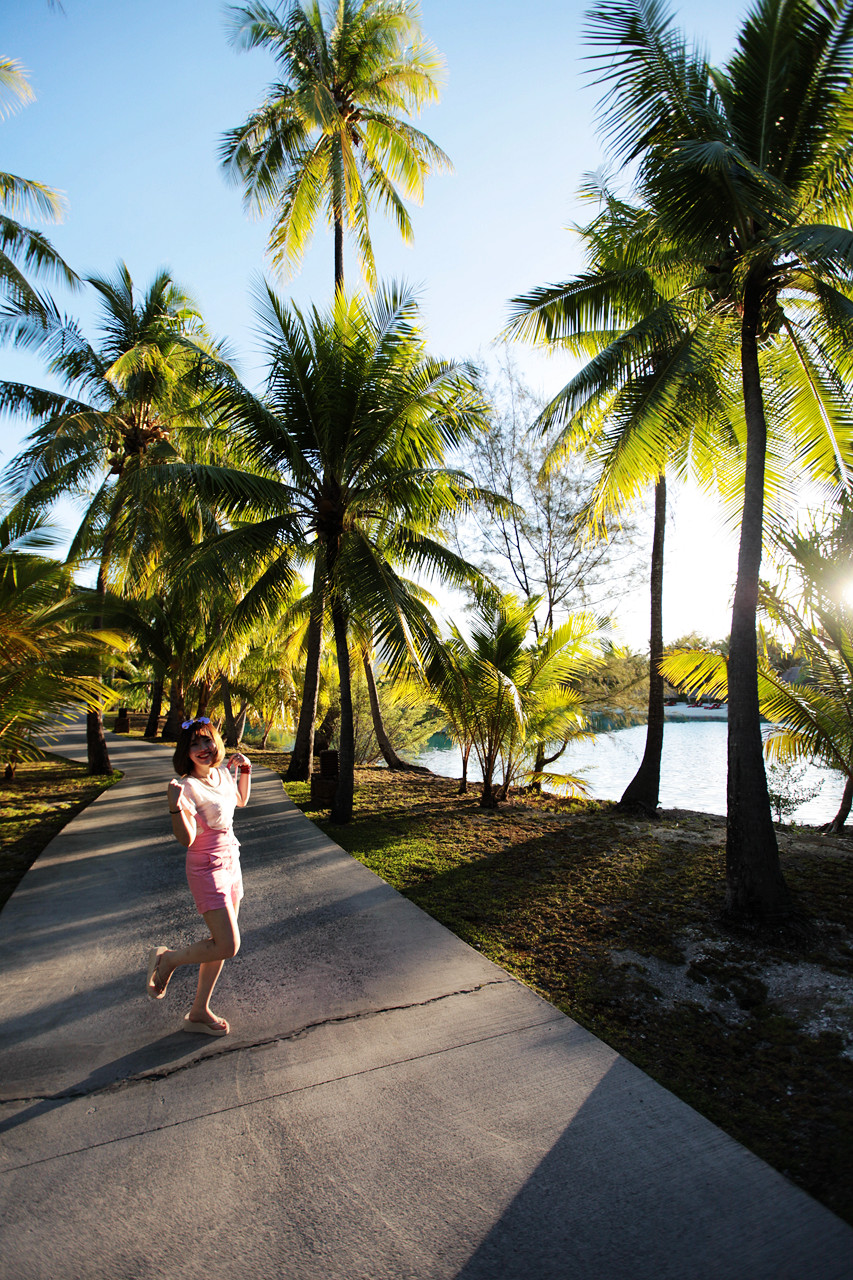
[
  {"left": 182, "top": 1013, "right": 230, "bottom": 1037},
  {"left": 146, "top": 946, "right": 172, "bottom": 1000}
]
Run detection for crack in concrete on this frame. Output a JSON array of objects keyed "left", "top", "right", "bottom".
[
  {"left": 0, "top": 976, "right": 519, "bottom": 1108},
  {"left": 0, "top": 1003, "right": 565, "bottom": 1175}
]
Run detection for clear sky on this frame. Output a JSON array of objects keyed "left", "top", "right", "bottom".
[{"left": 1, "top": 0, "right": 754, "bottom": 647}]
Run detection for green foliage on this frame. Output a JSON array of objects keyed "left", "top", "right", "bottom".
[
  {"left": 428, "top": 592, "right": 604, "bottom": 804},
  {"left": 350, "top": 663, "right": 436, "bottom": 765},
  {"left": 766, "top": 759, "right": 823, "bottom": 824},
  {"left": 0, "top": 504, "right": 121, "bottom": 764}
]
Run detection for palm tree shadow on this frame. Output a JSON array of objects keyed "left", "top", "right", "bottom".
[{"left": 0, "top": 1033, "right": 196, "bottom": 1141}]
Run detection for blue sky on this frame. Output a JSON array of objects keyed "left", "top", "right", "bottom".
[{"left": 1, "top": 0, "right": 753, "bottom": 644}]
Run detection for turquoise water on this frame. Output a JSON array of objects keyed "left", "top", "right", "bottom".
[{"left": 415, "top": 721, "right": 845, "bottom": 825}]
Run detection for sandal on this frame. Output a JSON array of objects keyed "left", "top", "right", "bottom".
[
  {"left": 182, "top": 1013, "right": 229, "bottom": 1037},
  {"left": 146, "top": 946, "right": 172, "bottom": 1000}
]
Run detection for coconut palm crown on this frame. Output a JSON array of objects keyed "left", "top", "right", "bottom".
[{"left": 220, "top": 0, "right": 451, "bottom": 290}]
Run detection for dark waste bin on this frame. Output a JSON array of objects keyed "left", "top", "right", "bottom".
[
  {"left": 113, "top": 707, "right": 130, "bottom": 733},
  {"left": 319, "top": 749, "right": 339, "bottom": 779}
]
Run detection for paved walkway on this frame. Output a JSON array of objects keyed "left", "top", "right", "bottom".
[{"left": 1, "top": 727, "right": 851, "bottom": 1280}]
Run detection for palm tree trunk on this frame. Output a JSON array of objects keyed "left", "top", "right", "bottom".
[
  {"left": 234, "top": 702, "right": 249, "bottom": 744},
  {"left": 287, "top": 554, "right": 325, "bottom": 782},
  {"left": 143, "top": 680, "right": 164, "bottom": 738},
  {"left": 458, "top": 741, "right": 471, "bottom": 794},
  {"left": 195, "top": 678, "right": 213, "bottom": 718},
  {"left": 221, "top": 674, "right": 238, "bottom": 747},
  {"left": 330, "top": 593, "right": 354, "bottom": 823},
  {"left": 334, "top": 214, "right": 344, "bottom": 293},
  {"left": 727, "top": 283, "right": 793, "bottom": 923},
  {"left": 620, "top": 473, "right": 666, "bottom": 815},
  {"left": 824, "top": 772, "right": 853, "bottom": 834},
  {"left": 161, "top": 671, "right": 186, "bottom": 741},
  {"left": 87, "top": 549, "right": 113, "bottom": 775},
  {"left": 362, "top": 650, "right": 431, "bottom": 773}
]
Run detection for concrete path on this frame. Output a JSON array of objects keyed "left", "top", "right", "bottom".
[{"left": 1, "top": 727, "right": 851, "bottom": 1280}]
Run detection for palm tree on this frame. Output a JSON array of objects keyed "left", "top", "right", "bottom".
[
  {"left": 186, "top": 282, "right": 487, "bottom": 821},
  {"left": 0, "top": 503, "right": 120, "bottom": 774},
  {"left": 536, "top": 0, "right": 853, "bottom": 924},
  {"left": 2, "top": 265, "right": 231, "bottom": 770},
  {"left": 220, "top": 0, "right": 451, "bottom": 290},
  {"left": 0, "top": 57, "right": 78, "bottom": 322},
  {"left": 507, "top": 190, "right": 736, "bottom": 818},
  {"left": 429, "top": 593, "right": 603, "bottom": 808}
]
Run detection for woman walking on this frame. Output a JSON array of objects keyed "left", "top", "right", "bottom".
[{"left": 146, "top": 717, "right": 251, "bottom": 1036}]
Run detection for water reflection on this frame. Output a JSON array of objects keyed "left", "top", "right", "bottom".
[{"left": 416, "top": 722, "right": 844, "bottom": 825}]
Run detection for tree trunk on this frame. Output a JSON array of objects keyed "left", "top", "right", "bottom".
[
  {"left": 87, "top": 549, "right": 113, "bottom": 775},
  {"left": 329, "top": 593, "right": 354, "bottom": 823},
  {"left": 726, "top": 283, "right": 793, "bottom": 923},
  {"left": 458, "top": 742, "right": 471, "bottom": 794},
  {"left": 334, "top": 214, "right": 344, "bottom": 294},
  {"left": 314, "top": 704, "right": 340, "bottom": 753},
  {"left": 220, "top": 674, "right": 239, "bottom": 747},
  {"left": 143, "top": 680, "right": 164, "bottom": 738},
  {"left": 195, "top": 678, "right": 213, "bottom": 719},
  {"left": 620, "top": 473, "right": 666, "bottom": 816},
  {"left": 287, "top": 554, "right": 325, "bottom": 781},
  {"left": 824, "top": 772, "right": 853, "bottom": 834},
  {"left": 233, "top": 702, "right": 249, "bottom": 745},
  {"left": 362, "top": 650, "right": 431, "bottom": 773},
  {"left": 161, "top": 673, "right": 186, "bottom": 742},
  {"left": 87, "top": 709, "right": 112, "bottom": 775}
]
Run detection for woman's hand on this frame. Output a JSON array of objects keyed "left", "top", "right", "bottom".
[
  {"left": 227, "top": 753, "right": 251, "bottom": 773},
  {"left": 167, "top": 779, "right": 184, "bottom": 810}
]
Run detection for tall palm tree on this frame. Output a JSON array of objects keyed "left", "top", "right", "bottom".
[
  {"left": 220, "top": 0, "right": 451, "bottom": 290},
  {"left": 2, "top": 265, "right": 232, "bottom": 771},
  {"left": 0, "top": 57, "right": 78, "bottom": 323},
  {"left": 535, "top": 0, "right": 853, "bottom": 924},
  {"left": 507, "top": 189, "right": 735, "bottom": 816},
  {"left": 185, "top": 282, "right": 487, "bottom": 821}
]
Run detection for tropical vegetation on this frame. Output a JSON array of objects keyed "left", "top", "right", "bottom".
[{"left": 2, "top": 0, "right": 853, "bottom": 932}]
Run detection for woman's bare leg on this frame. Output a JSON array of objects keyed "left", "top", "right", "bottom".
[{"left": 150, "top": 904, "right": 240, "bottom": 998}]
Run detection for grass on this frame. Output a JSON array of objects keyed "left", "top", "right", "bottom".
[
  {"left": 0, "top": 754, "right": 121, "bottom": 909},
  {"left": 257, "top": 757, "right": 853, "bottom": 1227}
]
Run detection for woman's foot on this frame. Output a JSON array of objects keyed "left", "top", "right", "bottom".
[
  {"left": 146, "top": 946, "right": 173, "bottom": 1000},
  {"left": 182, "top": 1010, "right": 229, "bottom": 1037}
]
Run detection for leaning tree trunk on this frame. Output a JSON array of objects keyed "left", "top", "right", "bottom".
[
  {"left": 620, "top": 472, "right": 667, "bottom": 816},
  {"left": 362, "top": 651, "right": 431, "bottom": 774},
  {"left": 824, "top": 772, "right": 853, "bottom": 834},
  {"left": 726, "top": 283, "right": 793, "bottom": 923},
  {"left": 287, "top": 555, "right": 325, "bottom": 782},
  {"left": 329, "top": 592, "right": 355, "bottom": 824},
  {"left": 220, "top": 674, "right": 239, "bottom": 747},
  {"left": 143, "top": 679, "right": 164, "bottom": 738}
]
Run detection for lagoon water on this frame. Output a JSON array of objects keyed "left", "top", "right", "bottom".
[{"left": 415, "top": 720, "right": 844, "bottom": 826}]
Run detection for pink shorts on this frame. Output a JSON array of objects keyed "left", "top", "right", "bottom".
[{"left": 185, "top": 830, "right": 244, "bottom": 916}]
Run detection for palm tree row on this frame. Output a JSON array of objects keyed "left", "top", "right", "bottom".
[{"left": 509, "top": 0, "right": 853, "bottom": 925}]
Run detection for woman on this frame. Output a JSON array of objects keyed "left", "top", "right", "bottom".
[{"left": 146, "top": 717, "right": 251, "bottom": 1036}]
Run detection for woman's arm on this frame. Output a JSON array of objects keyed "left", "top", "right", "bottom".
[
  {"left": 167, "top": 780, "right": 197, "bottom": 848},
  {"left": 227, "top": 753, "right": 252, "bottom": 807}
]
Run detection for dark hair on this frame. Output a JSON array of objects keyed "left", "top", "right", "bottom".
[{"left": 172, "top": 721, "right": 226, "bottom": 776}]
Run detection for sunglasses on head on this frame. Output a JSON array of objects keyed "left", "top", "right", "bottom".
[{"left": 182, "top": 717, "right": 211, "bottom": 731}]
